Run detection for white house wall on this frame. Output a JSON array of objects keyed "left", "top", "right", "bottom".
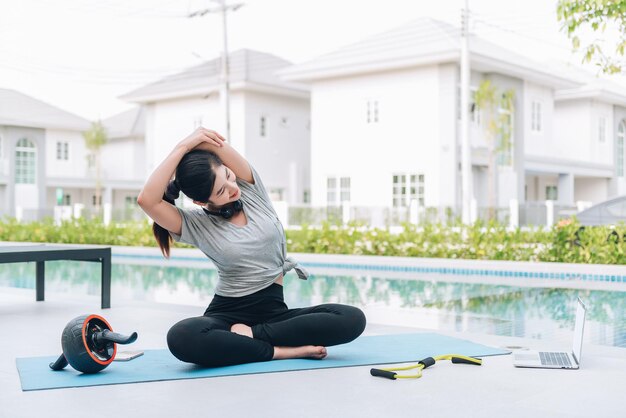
[
  {"left": 45, "top": 129, "right": 88, "bottom": 178},
  {"left": 552, "top": 99, "right": 591, "bottom": 161},
  {"left": 243, "top": 91, "right": 310, "bottom": 204},
  {"left": 523, "top": 81, "right": 555, "bottom": 158},
  {"left": 112, "top": 189, "right": 139, "bottom": 208},
  {"left": 590, "top": 101, "right": 614, "bottom": 166},
  {"left": 553, "top": 99, "right": 613, "bottom": 165},
  {"left": 310, "top": 65, "right": 441, "bottom": 207},
  {"left": 4, "top": 126, "right": 46, "bottom": 217},
  {"left": 612, "top": 105, "right": 626, "bottom": 196},
  {"left": 100, "top": 138, "right": 145, "bottom": 181},
  {"left": 575, "top": 177, "right": 609, "bottom": 203},
  {"left": 146, "top": 95, "right": 223, "bottom": 174},
  {"left": 438, "top": 64, "right": 458, "bottom": 208},
  {"left": 0, "top": 185, "right": 5, "bottom": 216},
  {"left": 0, "top": 126, "right": 8, "bottom": 180}
]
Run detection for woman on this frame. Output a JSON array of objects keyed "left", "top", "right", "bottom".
[{"left": 137, "top": 127, "right": 366, "bottom": 367}]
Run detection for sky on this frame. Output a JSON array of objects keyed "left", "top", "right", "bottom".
[{"left": 0, "top": 0, "right": 617, "bottom": 121}]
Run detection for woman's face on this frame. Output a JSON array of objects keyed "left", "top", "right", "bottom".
[{"left": 206, "top": 165, "right": 240, "bottom": 207}]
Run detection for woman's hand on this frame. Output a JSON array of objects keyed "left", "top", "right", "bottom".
[{"left": 177, "top": 127, "right": 226, "bottom": 153}]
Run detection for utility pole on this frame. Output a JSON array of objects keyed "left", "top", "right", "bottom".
[
  {"left": 460, "top": 0, "right": 473, "bottom": 224},
  {"left": 189, "top": 0, "right": 244, "bottom": 140}
]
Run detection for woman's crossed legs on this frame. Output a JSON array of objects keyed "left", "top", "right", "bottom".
[{"left": 166, "top": 304, "right": 366, "bottom": 367}]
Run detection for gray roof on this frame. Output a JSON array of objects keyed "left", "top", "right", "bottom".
[
  {"left": 0, "top": 88, "right": 91, "bottom": 131},
  {"left": 550, "top": 62, "right": 626, "bottom": 105},
  {"left": 102, "top": 106, "right": 145, "bottom": 139},
  {"left": 281, "top": 17, "right": 579, "bottom": 89},
  {"left": 121, "top": 49, "right": 308, "bottom": 103}
]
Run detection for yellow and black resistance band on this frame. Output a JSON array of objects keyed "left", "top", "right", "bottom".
[{"left": 370, "top": 354, "right": 482, "bottom": 380}]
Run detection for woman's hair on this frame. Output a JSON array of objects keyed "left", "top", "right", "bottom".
[{"left": 153, "top": 150, "right": 223, "bottom": 257}]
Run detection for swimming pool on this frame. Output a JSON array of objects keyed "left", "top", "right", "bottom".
[{"left": 1, "top": 258, "right": 624, "bottom": 348}]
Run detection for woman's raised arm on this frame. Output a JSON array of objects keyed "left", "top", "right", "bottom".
[
  {"left": 137, "top": 128, "right": 225, "bottom": 234},
  {"left": 192, "top": 127, "right": 254, "bottom": 184}
]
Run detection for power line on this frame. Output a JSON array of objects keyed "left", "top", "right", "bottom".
[{"left": 472, "top": 19, "right": 574, "bottom": 53}]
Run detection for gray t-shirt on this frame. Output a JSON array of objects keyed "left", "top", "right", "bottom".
[{"left": 170, "top": 163, "right": 308, "bottom": 297}]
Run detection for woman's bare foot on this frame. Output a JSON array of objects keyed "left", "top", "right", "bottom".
[
  {"left": 230, "top": 324, "right": 327, "bottom": 360},
  {"left": 230, "top": 323, "right": 253, "bottom": 338},
  {"left": 273, "top": 345, "right": 327, "bottom": 360}
]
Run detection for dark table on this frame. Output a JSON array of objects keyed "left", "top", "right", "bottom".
[{"left": 0, "top": 245, "right": 112, "bottom": 309}]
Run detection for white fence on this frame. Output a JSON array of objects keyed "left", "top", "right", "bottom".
[
  {"left": 5, "top": 199, "right": 592, "bottom": 228},
  {"left": 10, "top": 204, "right": 146, "bottom": 225},
  {"left": 283, "top": 199, "right": 591, "bottom": 229}
]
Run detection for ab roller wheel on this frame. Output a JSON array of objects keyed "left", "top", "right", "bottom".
[{"left": 49, "top": 314, "right": 138, "bottom": 374}]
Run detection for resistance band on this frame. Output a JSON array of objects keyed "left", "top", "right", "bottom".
[{"left": 370, "top": 354, "right": 482, "bottom": 380}]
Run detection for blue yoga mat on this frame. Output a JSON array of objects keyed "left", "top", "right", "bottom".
[{"left": 16, "top": 333, "right": 509, "bottom": 391}]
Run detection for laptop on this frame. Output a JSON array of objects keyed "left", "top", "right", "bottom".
[{"left": 513, "top": 297, "right": 587, "bottom": 369}]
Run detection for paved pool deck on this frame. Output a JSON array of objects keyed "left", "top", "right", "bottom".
[
  {"left": 1, "top": 244, "right": 625, "bottom": 417},
  {"left": 1, "top": 285, "right": 624, "bottom": 418}
]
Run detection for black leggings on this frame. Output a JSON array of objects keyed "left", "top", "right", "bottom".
[{"left": 167, "top": 283, "right": 366, "bottom": 367}]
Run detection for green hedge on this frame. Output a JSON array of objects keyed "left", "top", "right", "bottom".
[{"left": 0, "top": 217, "right": 624, "bottom": 264}]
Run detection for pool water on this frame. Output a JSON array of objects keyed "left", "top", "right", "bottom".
[{"left": 1, "top": 259, "right": 624, "bottom": 348}]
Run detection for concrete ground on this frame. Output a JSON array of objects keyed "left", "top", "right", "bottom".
[{"left": 1, "top": 286, "right": 625, "bottom": 418}]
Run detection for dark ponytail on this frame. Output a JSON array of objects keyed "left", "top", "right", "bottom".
[
  {"left": 153, "top": 150, "right": 223, "bottom": 257},
  {"left": 152, "top": 179, "right": 181, "bottom": 257}
]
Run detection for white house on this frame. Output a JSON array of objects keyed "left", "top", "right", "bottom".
[
  {"left": 281, "top": 18, "right": 626, "bottom": 223},
  {"left": 0, "top": 88, "right": 91, "bottom": 220},
  {"left": 99, "top": 106, "right": 147, "bottom": 219},
  {"left": 120, "top": 49, "right": 311, "bottom": 205},
  {"left": 547, "top": 64, "right": 626, "bottom": 203}
]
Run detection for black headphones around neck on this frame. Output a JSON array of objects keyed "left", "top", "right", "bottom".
[{"left": 202, "top": 199, "right": 244, "bottom": 219}]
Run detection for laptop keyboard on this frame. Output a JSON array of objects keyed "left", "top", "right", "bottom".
[{"left": 539, "top": 351, "right": 572, "bottom": 367}]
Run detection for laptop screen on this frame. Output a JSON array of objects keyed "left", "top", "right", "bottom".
[{"left": 572, "top": 298, "right": 587, "bottom": 364}]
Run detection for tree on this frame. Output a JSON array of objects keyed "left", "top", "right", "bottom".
[
  {"left": 557, "top": 0, "right": 626, "bottom": 74},
  {"left": 474, "top": 80, "right": 515, "bottom": 219},
  {"left": 82, "top": 121, "right": 108, "bottom": 212}
]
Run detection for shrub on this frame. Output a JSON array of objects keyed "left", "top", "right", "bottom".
[{"left": 0, "top": 217, "right": 624, "bottom": 264}]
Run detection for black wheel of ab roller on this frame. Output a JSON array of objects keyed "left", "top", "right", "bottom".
[{"left": 49, "top": 314, "right": 138, "bottom": 374}]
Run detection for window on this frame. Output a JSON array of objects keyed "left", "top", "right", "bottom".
[
  {"left": 260, "top": 116, "right": 268, "bottom": 137},
  {"left": 340, "top": 177, "right": 351, "bottom": 202},
  {"left": 92, "top": 195, "right": 102, "bottom": 206},
  {"left": 545, "top": 185, "right": 558, "bottom": 201},
  {"left": 193, "top": 116, "right": 203, "bottom": 129},
  {"left": 327, "top": 177, "right": 350, "bottom": 205},
  {"left": 0, "top": 134, "right": 3, "bottom": 158},
  {"left": 125, "top": 196, "right": 138, "bottom": 208},
  {"left": 55, "top": 188, "right": 71, "bottom": 205},
  {"left": 531, "top": 101, "right": 542, "bottom": 132},
  {"left": 599, "top": 117, "right": 607, "bottom": 142},
  {"left": 366, "top": 100, "right": 379, "bottom": 123},
  {"left": 617, "top": 122, "right": 625, "bottom": 177},
  {"left": 392, "top": 174, "right": 406, "bottom": 207},
  {"left": 303, "top": 190, "right": 310, "bottom": 204},
  {"left": 87, "top": 154, "right": 95, "bottom": 168},
  {"left": 394, "top": 173, "right": 425, "bottom": 207},
  {"left": 326, "top": 177, "right": 337, "bottom": 205},
  {"left": 15, "top": 138, "right": 36, "bottom": 184},
  {"left": 56, "top": 141, "right": 69, "bottom": 160},
  {"left": 409, "top": 174, "right": 425, "bottom": 206}
]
